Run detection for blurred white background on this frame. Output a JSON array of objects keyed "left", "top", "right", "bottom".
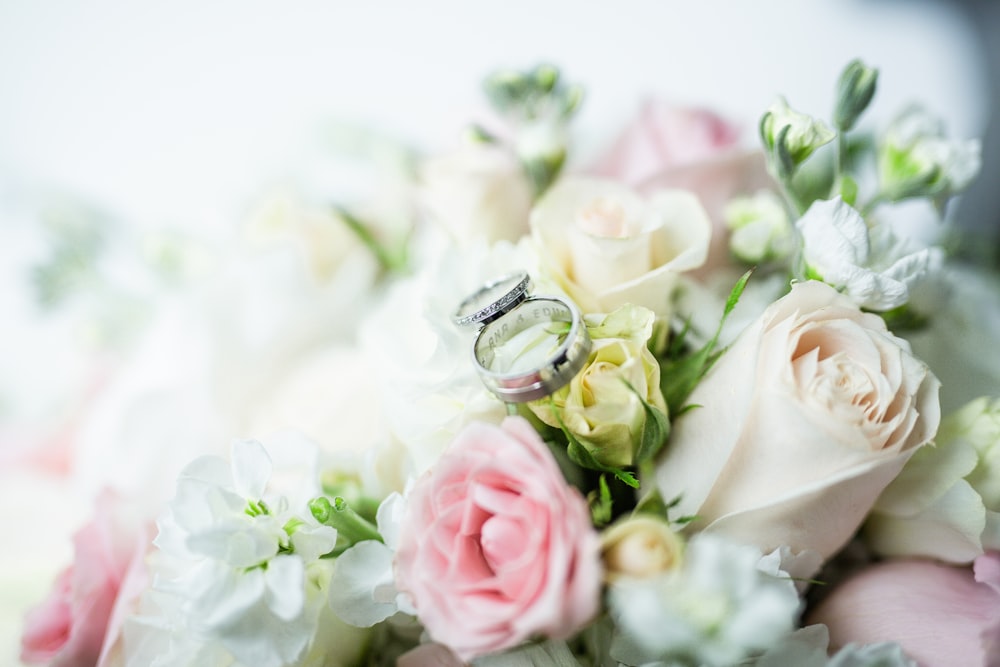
[
  {"left": 0, "top": 0, "right": 990, "bottom": 232},
  {"left": 0, "top": 1, "right": 995, "bottom": 665}
]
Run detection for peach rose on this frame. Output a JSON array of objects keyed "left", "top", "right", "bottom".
[
  {"left": 394, "top": 417, "right": 601, "bottom": 660},
  {"left": 655, "top": 281, "right": 940, "bottom": 576},
  {"left": 530, "top": 177, "right": 711, "bottom": 317}
]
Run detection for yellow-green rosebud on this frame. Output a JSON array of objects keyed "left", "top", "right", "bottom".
[{"left": 527, "top": 304, "right": 667, "bottom": 468}]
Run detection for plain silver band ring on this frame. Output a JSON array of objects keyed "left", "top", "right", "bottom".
[
  {"left": 452, "top": 271, "right": 532, "bottom": 329},
  {"left": 473, "top": 295, "right": 591, "bottom": 403}
]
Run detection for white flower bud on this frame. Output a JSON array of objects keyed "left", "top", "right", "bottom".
[{"left": 724, "top": 190, "right": 794, "bottom": 263}]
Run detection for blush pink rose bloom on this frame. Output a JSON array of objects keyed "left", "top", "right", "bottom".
[
  {"left": 808, "top": 552, "right": 1000, "bottom": 666},
  {"left": 394, "top": 417, "right": 602, "bottom": 661},
  {"left": 656, "top": 281, "right": 940, "bottom": 578},
  {"left": 589, "top": 99, "right": 774, "bottom": 272},
  {"left": 21, "top": 491, "right": 152, "bottom": 667}
]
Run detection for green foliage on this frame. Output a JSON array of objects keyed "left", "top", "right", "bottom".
[{"left": 660, "top": 270, "right": 752, "bottom": 415}]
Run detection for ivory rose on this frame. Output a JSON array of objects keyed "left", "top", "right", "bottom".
[
  {"left": 394, "top": 417, "right": 602, "bottom": 661},
  {"left": 655, "top": 280, "right": 940, "bottom": 576},
  {"left": 530, "top": 177, "right": 711, "bottom": 317}
]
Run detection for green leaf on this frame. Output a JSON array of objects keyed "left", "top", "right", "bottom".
[
  {"left": 623, "top": 379, "right": 670, "bottom": 465},
  {"left": 566, "top": 436, "right": 639, "bottom": 488},
  {"left": 333, "top": 206, "right": 407, "bottom": 273},
  {"left": 724, "top": 269, "right": 753, "bottom": 317},
  {"left": 588, "top": 475, "right": 614, "bottom": 526},
  {"left": 548, "top": 399, "right": 638, "bottom": 487},
  {"left": 633, "top": 487, "right": 669, "bottom": 519},
  {"left": 661, "top": 270, "right": 752, "bottom": 415},
  {"left": 838, "top": 174, "right": 859, "bottom": 207}
]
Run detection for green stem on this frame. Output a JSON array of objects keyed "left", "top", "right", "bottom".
[
  {"left": 334, "top": 206, "right": 404, "bottom": 272},
  {"left": 310, "top": 496, "right": 383, "bottom": 545},
  {"left": 833, "top": 132, "right": 848, "bottom": 196}
]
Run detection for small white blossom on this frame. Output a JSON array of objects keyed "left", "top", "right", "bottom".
[
  {"left": 797, "top": 197, "right": 942, "bottom": 311},
  {"left": 760, "top": 97, "right": 836, "bottom": 171},
  {"left": 328, "top": 492, "right": 415, "bottom": 626},
  {"left": 747, "top": 624, "right": 917, "bottom": 667},
  {"left": 142, "top": 439, "right": 338, "bottom": 667},
  {"left": 608, "top": 534, "right": 799, "bottom": 667},
  {"left": 724, "top": 190, "right": 794, "bottom": 263},
  {"left": 880, "top": 105, "right": 981, "bottom": 202}
]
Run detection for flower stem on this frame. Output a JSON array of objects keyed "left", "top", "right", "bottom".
[{"left": 310, "top": 496, "right": 383, "bottom": 546}]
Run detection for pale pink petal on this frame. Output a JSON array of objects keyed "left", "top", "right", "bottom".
[{"left": 808, "top": 559, "right": 995, "bottom": 667}]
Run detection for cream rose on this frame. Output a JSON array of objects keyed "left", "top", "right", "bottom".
[
  {"left": 655, "top": 280, "right": 940, "bottom": 575},
  {"left": 420, "top": 143, "right": 534, "bottom": 245},
  {"left": 530, "top": 177, "right": 711, "bottom": 317},
  {"left": 601, "top": 515, "right": 684, "bottom": 582}
]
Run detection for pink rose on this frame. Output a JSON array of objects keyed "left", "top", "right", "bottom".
[
  {"left": 394, "top": 417, "right": 602, "bottom": 660},
  {"left": 589, "top": 99, "right": 774, "bottom": 273},
  {"left": 21, "top": 491, "right": 151, "bottom": 667},
  {"left": 591, "top": 99, "right": 742, "bottom": 186},
  {"left": 808, "top": 552, "right": 1000, "bottom": 666}
]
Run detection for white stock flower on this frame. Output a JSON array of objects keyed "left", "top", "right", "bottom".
[
  {"left": 358, "top": 239, "right": 540, "bottom": 480},
  {"left": 797, "top": 197, "right": 942, "bottom": 311},
  {"left": 143, "top": 439, "right": 338, "bottom": 667},
  {"left": 760, "top": 97, "right": 836, "bottom": 169},
  {"left": 748, "top": 624, "right": 917, "bottom": 667},
  {"left": 866, "top": 396, "right": 1000, "bottom": 563},
  {"left": 724, "top": 190, "right": 793, "bottom": 264},
  {"left": 608, "top": 534, "right": 799, "bottom": 667},
  {"left": 880, "top": 105, "right": 981, "bottom": 202},
  {"left": 328, "top": 492, "right": 413, "bottom": 627}
]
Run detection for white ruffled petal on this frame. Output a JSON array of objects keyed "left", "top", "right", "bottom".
[
  {"left": 231, "top": 439, "right": 272, "bottom": 500},
  {"left": 265, "top": 554, "right": 305, "bottom": 621},
  {"left": 328, "top": 540, "right": 400, "bottom": 627}
]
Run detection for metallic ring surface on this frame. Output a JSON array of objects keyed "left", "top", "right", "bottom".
[
  {"left": 473, "top": 295, "right": 591, "bottom": 403},
  {"left": 452, "top": 271, "right": 532, "bottom": 328}
]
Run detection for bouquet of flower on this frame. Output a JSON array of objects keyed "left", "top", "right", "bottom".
[{"left": 12, "top": 60, "right": 1000, "bottom": 667}]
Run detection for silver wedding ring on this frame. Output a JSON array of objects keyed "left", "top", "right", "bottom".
[
  {"left": 472, "top": 296, "right": 591, "bottom": 403},
  {"left": 452, "top": 271, "right": 532, "bottom": 329}
]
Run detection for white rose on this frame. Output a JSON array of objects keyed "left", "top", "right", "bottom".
[
  {"left": 530, "top": 177, "right": 711, "bottom": 317},
  {"left": 420, "top": 143, "right": 534, "bottom": 245},
  {"left": 655, "top": 281, "right": 940, "bottom": 576}
]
